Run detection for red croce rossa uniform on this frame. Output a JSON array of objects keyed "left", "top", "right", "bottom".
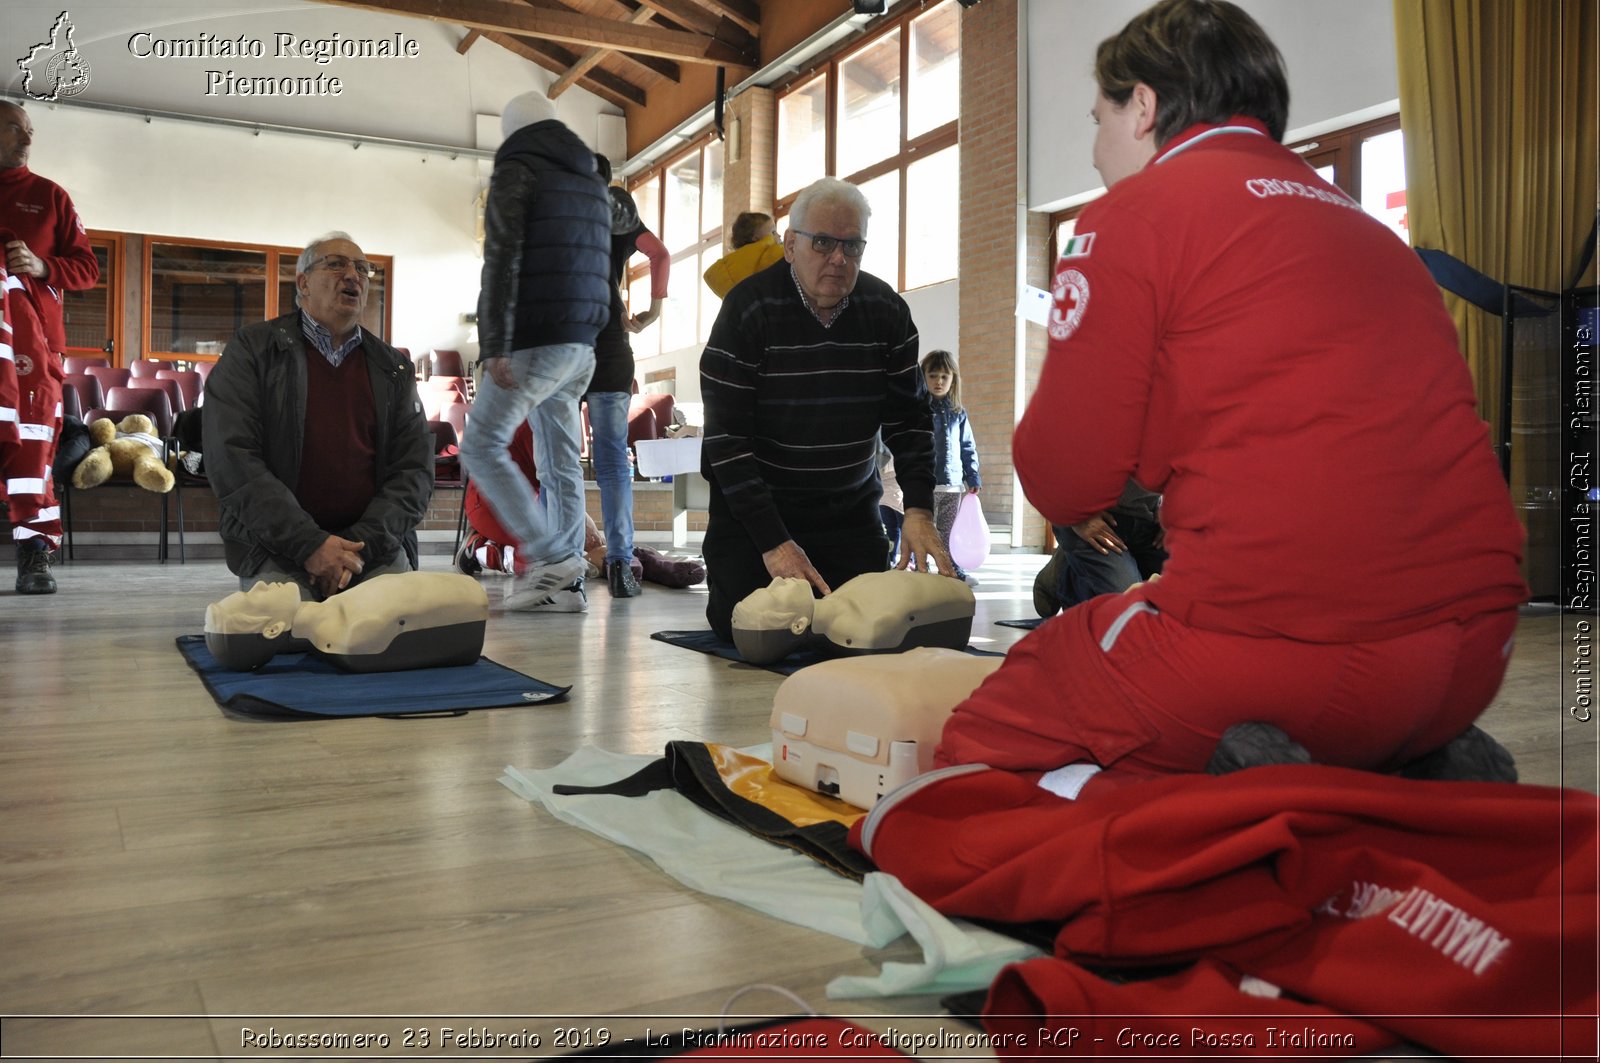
[{"left": 936, "top": 119, "right": 1528, "bottom": 780}]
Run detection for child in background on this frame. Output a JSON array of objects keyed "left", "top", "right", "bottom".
[
  {"left": 923, "top": 349, "right": 981, "bottom": 586},
  {"left": 703, "top": 212, "right": 786, "bottom": 298}
]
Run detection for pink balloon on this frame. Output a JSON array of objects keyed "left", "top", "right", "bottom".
[{"left": 949, "top": 492, "right": 991, "bottom": 571}]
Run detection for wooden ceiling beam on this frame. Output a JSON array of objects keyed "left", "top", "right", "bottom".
[
  {"left": 677, "top": 0, "right": 758, "bottom": 38},
  {"left": 548, "top": 5, "right": 655, "bottom": 99},
  {"left": 632, "top": 0, "right": 742, "bottom": 40},
  {"left": 311, "top": 0, "right": 753, "bottom": 66},
  {"left": 484, "top": 31, "right": 646, "bottom": 108},
  {"left": 455, "top": 28, "right": 481, "bottom": 52}
]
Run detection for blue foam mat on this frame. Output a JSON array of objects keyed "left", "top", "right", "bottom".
[
  {"left": 176, "top": 634, "right": 569, "bottom": 719},
  {"left": 650, "top": 629, "right": 1003, "bottom": 676}
]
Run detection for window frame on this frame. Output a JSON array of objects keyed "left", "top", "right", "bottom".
[
  {"left": 625, "top": 133, "right": 725, "bottom": 359},
  {"left": 773, "top": 0, "right": 961, "bottom": 292},
  {"left": 62, "top": 230, "right": 125, "bottom": 362},
  {"left": 140, "top": 235, "right": 392, "bottom": 363},
  {"left": 623, "top": 0, "right": 962, "bottom": 307},
  {"left": 1049, "top": 112, "right": 1407, "bottom": 271},
  {"left": 1286, "top": 113, "right": 1401, "bottom": 200}
]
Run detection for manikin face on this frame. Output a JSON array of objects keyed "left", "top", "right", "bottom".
[
  {"left": 734, "top": 577, "right": 817, "bottom": 634},
  {"left": 205, "top": 581, "right": 303, "bottom": 636},
  {"left": 925, "top": 366, "right": 953, "bottom": 398},
  {"left": 295, "top": 237, "right": 371, "bottom": 337},
  {"left": 1091, "top": 87, "right": 1159, "bottom": 189}
]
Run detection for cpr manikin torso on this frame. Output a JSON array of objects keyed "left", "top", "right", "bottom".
[
  {"left": 204, "top": 572, "right": 489, "bottom": 672},
  {"left": 771, "top": 647, "right": 1003, "bottom": 809},
  {"left": 731, "top": 569, "right": 975, "bottom": 665}
]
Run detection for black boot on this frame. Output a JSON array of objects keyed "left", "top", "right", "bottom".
[
  {"left": 1395, "top": 726, "right": 1518, "bottom": 783},
  {"left": 606, "top": 559, "right": 641, "bottom": 598},
  {"left": 16, "top": 542, "right": 57, "bottom": 595},
  {"left": 1207, "top": 722, "right": 1311, "bottom": 774}
]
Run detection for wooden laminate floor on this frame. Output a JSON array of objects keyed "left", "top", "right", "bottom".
[{"left": 0, "top": 553, "right": 1591, "bottom": 1060}]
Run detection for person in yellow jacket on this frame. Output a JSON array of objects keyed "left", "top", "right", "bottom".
[{"left": 703, "top": 211, "right": 785, "bottom": 298}]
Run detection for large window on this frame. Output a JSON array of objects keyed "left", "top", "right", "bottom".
[
  {"left": 147, "top": 242, "right": 269, "bottom": 358},
  {"left": 1049, "top": 114, "right": 1411, "bottom": 265},
  {"left": 1290, "top": 114, "right": 1408, "bottom": 244},
  {"left": 627, "top": 137, "right": 724, "bottom": 360},
  {"left": 143, "top": 238, "right": 391, "bottom": 362},
  {"left": 62, "top": 233, "right": 122, "bottom": 359},
  {"left": 774, "top": 0, "right": 961, "bottom": 292},
  {"left": 777, "top": 75, "right": 828, "bottom": 197}
]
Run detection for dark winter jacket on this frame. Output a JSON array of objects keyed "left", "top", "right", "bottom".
[
  {"left": 203, "top": 312, "right": 432, "bottom": 577},
  {"left": 477, "top": 119, "right": 611, "bottom": 360}
]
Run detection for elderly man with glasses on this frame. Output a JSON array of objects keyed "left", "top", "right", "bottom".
[
  {"left": 204, "top": 231, "right": 432, "bottom": 600},
  {"left": 699, "top": 176, "right": 955, "bottom": 641}
]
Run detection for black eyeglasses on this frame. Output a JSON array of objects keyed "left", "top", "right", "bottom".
[
  {"left": 791, "top": 229, "right": 867, "bottom": 260},
  {"left": 311, "top": 255, "right": 375, "bottom": 279}
]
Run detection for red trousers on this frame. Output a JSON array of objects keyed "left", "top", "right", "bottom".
[
  {"left": 0, "top": 273, "right": 61, "bottom": 549},
  {"left": 936, "top": 587, "right": 1519, "bottom": 778},
  {"left": 465, "top": 420, "right": 539, "bottom": 549}
]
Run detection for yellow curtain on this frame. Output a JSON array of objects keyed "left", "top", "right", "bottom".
[{"left": 1395, "top": 0, "right": 1597, "bottom": 429}]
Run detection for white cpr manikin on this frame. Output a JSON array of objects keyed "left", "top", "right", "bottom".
[
  {"left": 204, "top": 572, "right": 489, "bottom": 672},
  {"left": 730, "top": 569, "right": 975, "bottom": 664}
]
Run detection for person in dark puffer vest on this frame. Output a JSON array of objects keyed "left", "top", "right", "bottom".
[{"left": 460, "top": 91, "right": 611, "bottom": 613}]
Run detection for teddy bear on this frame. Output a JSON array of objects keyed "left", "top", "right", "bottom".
[{"left": 71, "top": 413, "right": 175, "bottom": 493}]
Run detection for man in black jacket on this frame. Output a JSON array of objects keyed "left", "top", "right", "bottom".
[
  {"left": 460, "top": 91, "right": 611, "bottom": 613},
  {"left": 204, "top": 231, "right": 432, "bottom": 600}
]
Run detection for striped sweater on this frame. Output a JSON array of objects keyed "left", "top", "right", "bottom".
[{"left": 700, "top": 262, "right": 933, "bottom": 553}]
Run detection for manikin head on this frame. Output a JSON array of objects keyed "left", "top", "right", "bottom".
[
  {"left": 731, "top": 578, "right": 818, "bottom": 664},
  {"left": 203, "top": 580, "right": 305, "bottom": 670}
]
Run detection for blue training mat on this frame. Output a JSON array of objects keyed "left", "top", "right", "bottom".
[
  {"left": 176, "top": 635, "right": 569, "bottom": 719},
  {"left": 650, "top": 629, "right": 1003, "bottom": 676}
]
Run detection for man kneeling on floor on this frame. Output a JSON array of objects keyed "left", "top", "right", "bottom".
[
  {"left": 935, "top": 0, "right": 1527, "bottom": 795},
  {"left": 204, "top": 231, "right": 432, "bottom": 601}
]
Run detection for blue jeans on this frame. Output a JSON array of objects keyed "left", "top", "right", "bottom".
[
  {"left": 1054, "top": 512, "right": 1167, "bottom": 607},
  {"left": 460, "top": 344, "right": 595, "bottom": 565},
  {"left": 584, "top": 391, "right": 634, "bottom": 564},
  {"left": 880, "top": 505, "right": 903, "bottom": 565}
]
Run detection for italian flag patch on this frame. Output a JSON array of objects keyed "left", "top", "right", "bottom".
[{"left": 1061, "top": 232, "right": 1096, "bottom": 258}]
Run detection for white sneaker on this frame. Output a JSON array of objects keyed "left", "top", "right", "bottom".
[
  {"left": 507, "top": 579, "right": 587, "bottom": 613},
  {"left": 504, "top": 554, "right": 586, "bottom": 611}
]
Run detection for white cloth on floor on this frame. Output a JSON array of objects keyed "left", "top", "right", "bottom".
[
  {"left": 499, "top": 744, "right": 1040, "bottom": 996},
  {"left": 826, "top": 872, "right": 1042, "bottom": 1000}
]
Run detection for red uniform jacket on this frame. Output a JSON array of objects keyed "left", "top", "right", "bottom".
[
  {"left": 853, "top": 765, "right": 1597, "bottom": 1058},
  {"left": 0, "top": 165, "right": 98, "bottom": 353},
  {"left": 1019, "top": 119, "right": 1526, "bottom": 643}
]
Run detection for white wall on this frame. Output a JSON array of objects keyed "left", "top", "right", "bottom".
[
  {"left": 0, "top": 0, "right": 625, "bottom": 355},
  {"left": 30, "top": 104, "right": 483, "bottom": 353},
  {"left": 0, "top": 1, "right": 619, "bottom": 150},
  {"left": 902, "top": 279, "right": 959, "bottom": 357},
  {"left": 1026, "top": 0, "right": 1400, "bottom": 210}
]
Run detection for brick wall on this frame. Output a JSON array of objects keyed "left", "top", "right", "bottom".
[
  {"left": 958, "top": 1, "right": 1034, "bottom": 546},
  {"left": 722, "top": 87, "right": 778, "bottom": 234},
  {"left": 11, "top": 479, "right": 707, "bottom": 560}
]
